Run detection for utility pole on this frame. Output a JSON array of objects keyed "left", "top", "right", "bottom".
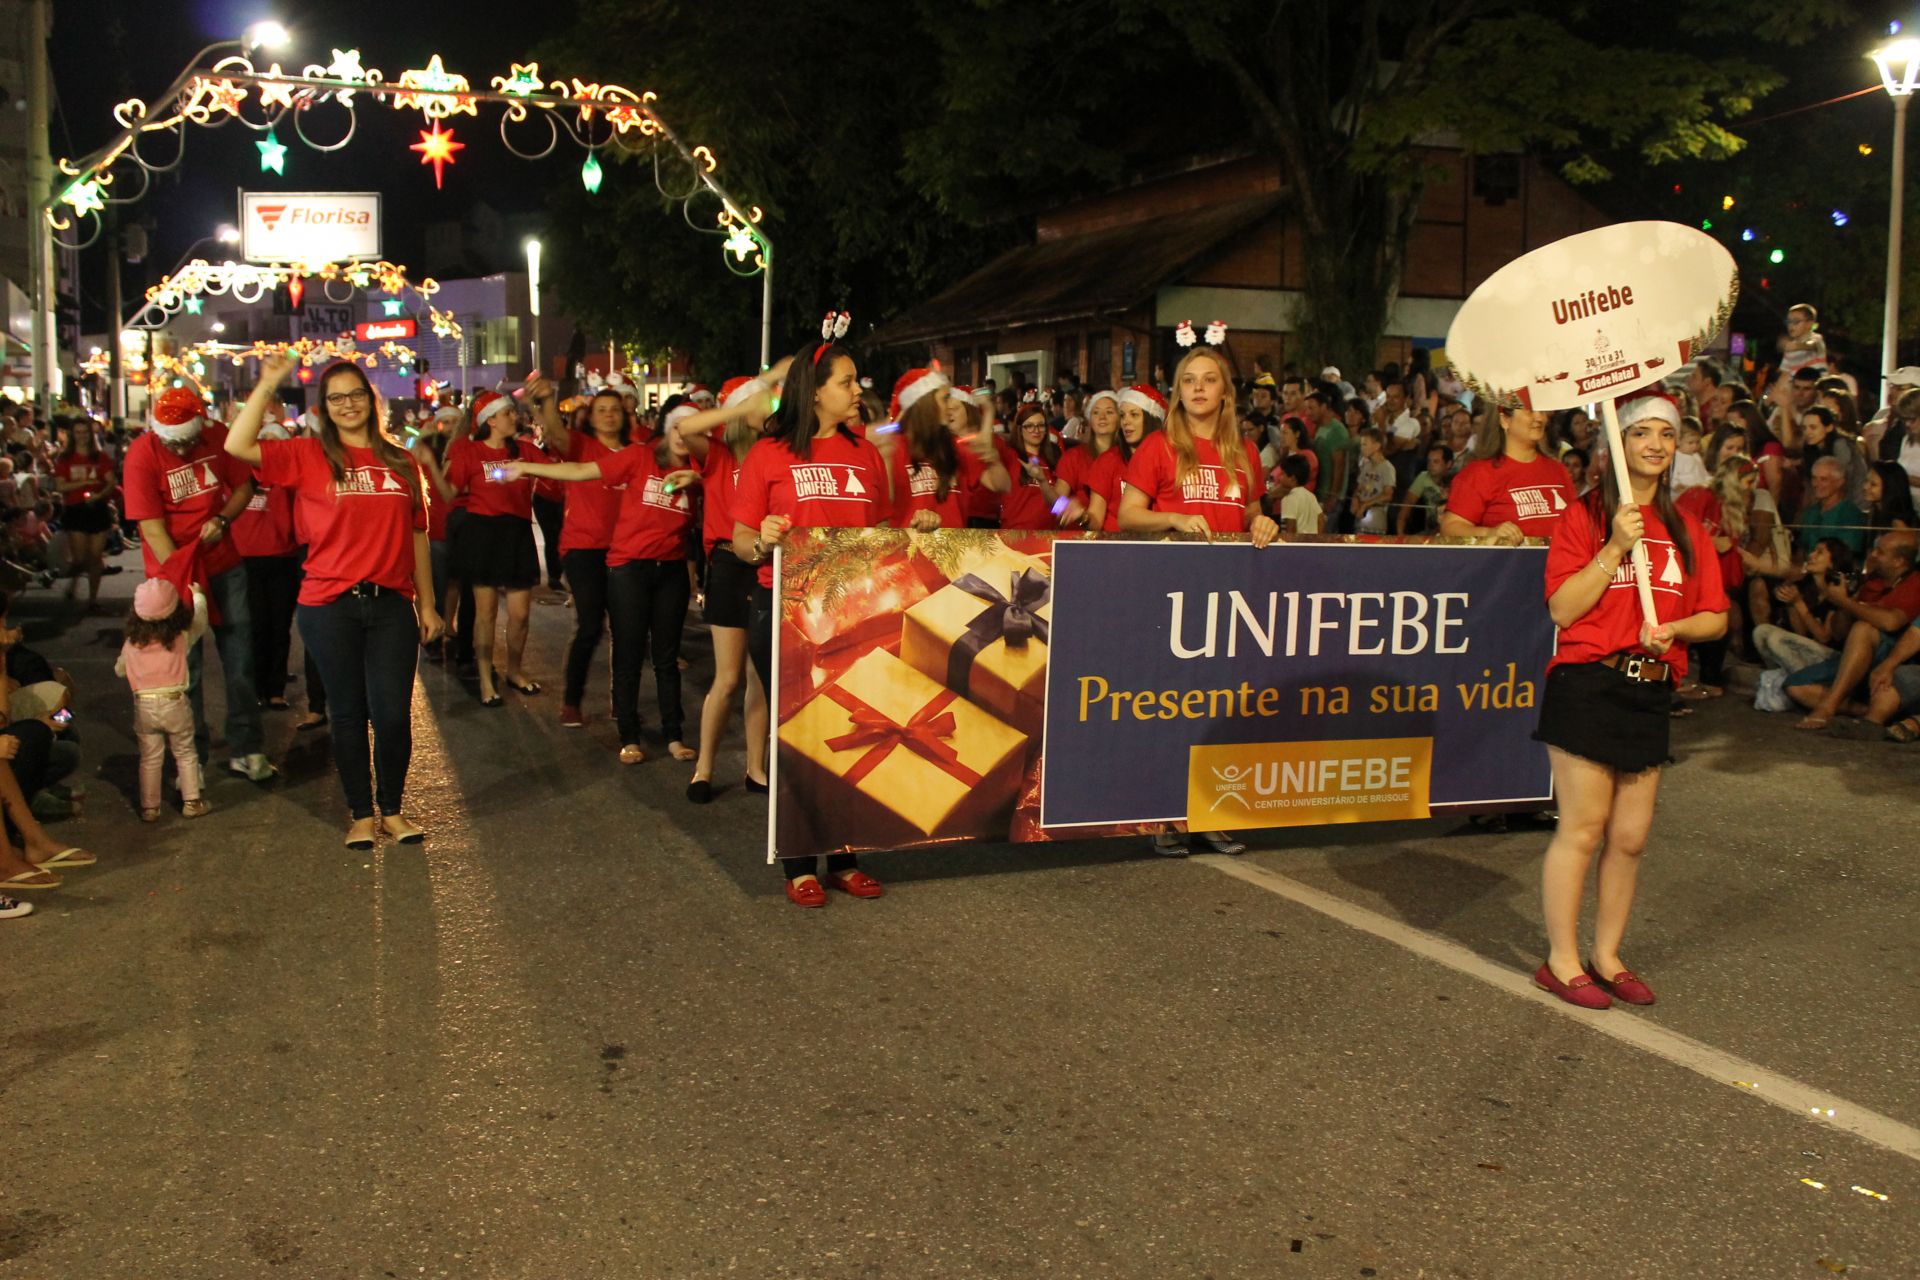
[
  {"left": 25, "top": 0, "right": 54, "bottom": 413},
  {"left": 105, "top": 208, "right": 124, "bottom": 429}
]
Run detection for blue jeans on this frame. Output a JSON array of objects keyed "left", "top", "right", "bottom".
[
  {"left": 298, "top": 591, "right": 420, "bottom": 819},
  {"left": 187, "top": 564, "right": 263, "bottom": 763}
]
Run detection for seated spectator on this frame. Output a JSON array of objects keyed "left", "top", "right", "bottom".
[
  {"left": 1877, "top": 386, "right": 1920, "bottom": 501},
  {"left": 1868, "top": 615, "right": 1920, "bottom": 741},
  {"left": 1796, "top": 456, "right": 1868, "bottom": 558},
  {"left": 1769, "top": 530, "right": 1920, "bottom": 729},
  {"left": 1749, "top": 539, "right": 1858, "bottom": 710},
  {"left": 1269, "top": 453, "right": 1321, "bottom": 534},
  {"left": 1863, "top": 460, "right": 1918, "bottom": 536},
  {"left": 1397, "top": 443, "right": 1451, "bottom": 535},
  {"left": 0, "top": 691, "right": 95, "bottom": 893}
]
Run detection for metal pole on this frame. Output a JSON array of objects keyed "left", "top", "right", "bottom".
[
  {"left": 26, "top": 0, "right": 53, "bottom": 414},
  {"left": 1884, "top": 93, "right": 1909, "bottom": 409},
  {"left": 759, "top": 244, "right": 773, "bottom": 370},
  {"left": 106, "top": 212, "right": 124, "bottom": 429}
]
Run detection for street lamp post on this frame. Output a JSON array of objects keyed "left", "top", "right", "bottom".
[
  {"left": 117, "top": 223, "right": 240, "bottom": 421},
  {"left": 1870, "top": 36, "right": 1920, "bottom": 406},
  {"left": 523, "top": 238, "right": 542, "bottom": 378}
]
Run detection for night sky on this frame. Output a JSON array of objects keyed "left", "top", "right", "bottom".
[{"left": 50, "top": 0, "right": 582, "bottom": 330}]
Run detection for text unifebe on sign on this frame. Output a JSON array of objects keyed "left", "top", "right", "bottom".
[{"left": 240, "top": 191, "right": 383, "bottom": 264}]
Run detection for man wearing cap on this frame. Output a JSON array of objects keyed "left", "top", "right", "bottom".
[{"left": 121, "top": 388, "right": 273, "bottom": 782}]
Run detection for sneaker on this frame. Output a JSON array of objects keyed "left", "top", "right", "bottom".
[
  {"left": 182, "top": 798, "right": 212, "bottom": 818},
  {"left": 1151, "top": 831, "right": 1190, "bottom": 858},
  {"left": 1754, "top": 668, "right": 1793, "bottom": 714},
  {"left": 229, "top": 753, "right": 278, "bottom": 783},
  {"left": 29, "top": 792, "right": 73, "bottom": 822},
  {"left": 0, "top": 895, "right": 31, "bottom": 920},
  {"left": 1193, "top": 830, "right": 1247, "bottom": 855},
  {"left": 559, "top": 704, "right": 584, "bottom": 727}
]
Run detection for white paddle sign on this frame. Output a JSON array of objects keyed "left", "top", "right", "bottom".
[{"left": 1445, "top": 221, "right": 1738, "bottom": 626}]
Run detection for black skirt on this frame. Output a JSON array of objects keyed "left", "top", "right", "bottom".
[
  {"left": 1533, "top": 661, "right": 1673, "bottom": 774},
  {"left": 703, "top": 545, "right": 755, "bottom": 629},
  {"left": 61, "top": 499, "right": 116, "bottom": 535},
  {"left": 450, "top": 512, "right": 539, "bottom": 589}
]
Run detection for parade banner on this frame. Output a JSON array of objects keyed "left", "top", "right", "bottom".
[{"left": 769, "top": 530, "right": 1555, "bottom": 862}]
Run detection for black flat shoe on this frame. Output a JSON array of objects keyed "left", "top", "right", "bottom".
[
  {"left": 744, "top": 776, "right": 769, "bottom": 794},
  {"left": 686, "top": 779, "right": 714, "bottom": 804},
  {"left": 479, "top": 694, "right": 504, "bottom": 708}
]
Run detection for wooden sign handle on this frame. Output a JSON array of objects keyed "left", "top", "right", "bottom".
[{"left": 1598, "top": 397, "right": 1660, "bottom": 631}]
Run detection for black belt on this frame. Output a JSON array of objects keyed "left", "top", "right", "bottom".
[
  {"left": 1599, "top": 652, "right": 1672, "bottom": 684},
  {"left": 345, "top": 582, "right": 397, "bottom": 599}
]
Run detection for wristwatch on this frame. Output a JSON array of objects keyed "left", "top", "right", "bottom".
[{"left": 751, "top": 538, "right": 767, "bottom": 562}]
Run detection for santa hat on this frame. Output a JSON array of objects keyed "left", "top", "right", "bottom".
[
  {"left": 257, "top": 418, "right": 291, "bottom": 442},
  {"left": 889, "top": 367, "right": 950, "bottom": 420},
  {"left": 150, "top": 387, "right": 208, "bottom": 443},
  {"left": 470, "top": 390, "right": 515, "bottom": 431},
  {"left": 663, "top": 404, "right": 700, "bottom": 433},
  {"left": 1085, "top": 389, "right": 1119, "bottom": 413},
  {"left": 1616, "top": 391, "right": 1681, "bottom": 431},
  {"left": 134, "top": 577, "right": 182, "bottom": 621},
  {"left": 687, "top": 384, "right": 716, "bottom": 408},
  {"left": 1118, "top": 384, "right": 1167, "bottom": 419},
  {"left": 720, "top": 376, "right": 765, "bottom": 409}
]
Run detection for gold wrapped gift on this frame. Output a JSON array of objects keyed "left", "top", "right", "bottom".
[
  {"left": 777, "top": 648, "right": 1029, "bottom": 849},
  {"left": 899, "top": 552, "right": 1051, "bottom": 738}
]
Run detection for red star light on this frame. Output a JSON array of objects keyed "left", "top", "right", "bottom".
[{"left": 410, "top": 121, "right": 465, "bottom": 189}]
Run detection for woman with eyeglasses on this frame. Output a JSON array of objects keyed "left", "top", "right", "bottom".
[{"left": 224, "top": 356, "right": 443, "bottom": 850}]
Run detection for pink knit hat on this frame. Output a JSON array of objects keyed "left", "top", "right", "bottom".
[{"left": 134, "top": 578, "right": 181, "bottom": 621}]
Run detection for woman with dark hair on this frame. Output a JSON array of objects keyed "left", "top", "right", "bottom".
[
  {"left": 51, "top": 416, "right": 114, "bottom": 610},
  {"left": 1083, "top": 386, "right": 1163, "bottom": 531},
  {"left": 225, "top": 356, "right": 442, "bottom": 850},
  {"left": 1724, "top": 399, "right": 1789, "bottom": 513},
  {"left": 1800, "top": 404, "right": 1868, "bottom": 505},
  {"left": 446, "top": 390, "right": 541, "bottom": 706},
  {"left": 1000, "top": 404, "right": 1068, "bottom": 530},
  {"left": 527, "top": 380, "right": 630, "bottom": 727},
  {"left": 1439, "top": 402, "right": 1571, "bottom": 544},
  {"left": 1863, "top": 459, "right": 1919, "bottom": 535},
  {"left": 732, "top": 335, "right": 898, "bottom": 907},
  {"left": 889, "top": 368, "right": 1010, "bottom": 530},
  {"left": 1532, "top": 393, "right": 1727, "bottom": 1009}
]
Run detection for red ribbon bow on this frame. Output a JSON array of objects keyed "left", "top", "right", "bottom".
[{"left": 823, "top": 684, "right": 981, "bottom": 788}]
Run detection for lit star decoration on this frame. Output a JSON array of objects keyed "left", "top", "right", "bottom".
[
  {"left": 325, "top": 49, "right": 369, "bottom": 104},
  {"left": 382, "top": 298, "right": 406, "bottom": 317},
  {"left": 410, "top": 121, "right": 465, "bottom": 188},
  {"left": 581, "top": 151, "right": 604, "bottom": 194},
  {"left": 257, "top": 129, "right": 287, "bottom": 175},
  {"left": 498, "top": 62, "right": 542, "bottom": 96},
  {"left": 395, "top": 54, "right": 476, "bottom": 119},
  {"left": 205, "top": 78, "right": 247, "bottom": 115},
  {"left": 184, "top": 297, "right": 204, "bottom": 315},
  {"left": 62, "top": 178, "right": 105, "bottom": 217},
  {"left": 258, "top": 65, "right": 296, "bottom": 110},
  {"left": 724, "top": 223, "right": 758, "bottom": 263}
]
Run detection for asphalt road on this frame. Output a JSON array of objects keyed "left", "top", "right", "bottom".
[{"left": 4, "top": 552, "right": 1915, "bottom": 1279}]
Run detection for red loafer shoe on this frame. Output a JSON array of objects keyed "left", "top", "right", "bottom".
[
  {"left": 828, "top": 869, "right": 884, "bottom": 899},
  {"left": 1588, "top": 966, "right": 1656, "bottom": 1006},
  {"left": 785, "top": 877, "right": 827, "bottom": 908},
  {"left": 1533, "top": 963, "right": 1612, "bottom": 1010}
]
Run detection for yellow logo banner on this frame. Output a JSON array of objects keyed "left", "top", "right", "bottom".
[{"left": 1186, "top": 738, "right": 1433, "bottom": 832}]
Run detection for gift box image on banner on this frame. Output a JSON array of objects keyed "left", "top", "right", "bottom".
[{"left": 899, "top": 548, "right": 1051, "bottom": 740}]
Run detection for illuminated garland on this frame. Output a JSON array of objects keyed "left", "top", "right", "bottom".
[
  {"left": 133, "top": 258, "right": 461, "bottom": 339},
  {"left": 49, "top": 50, "right": 770, "bottom": 277}
]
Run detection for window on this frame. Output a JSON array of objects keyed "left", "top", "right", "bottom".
[{"left": 476, "top": 315, "right": 521, "bottom": 365}]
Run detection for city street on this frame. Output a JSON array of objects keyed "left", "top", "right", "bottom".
[{"left": 4, "top": 554, "right": 1915, "bottom": 1279}]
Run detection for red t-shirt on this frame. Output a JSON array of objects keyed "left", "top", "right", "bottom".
[
  {"left": 963, "top": 436, "right": 1018, "bottom": 523},
  {"left": 1544, "top": 499, "right": 1728, "bottom": 680},
  {"left": 1056, "top": 444, "right": 1095, "bottom": 504},
  {"left": 700, "top": 440, "right": 747, "bottom": 552},
  {"left": 898, "top": 444, "right": 989, "bottom": 531},
  {"left": 1447, "top": 454, "right": 1573, "bottom": 538},
  {"left": 1858, "top": 571, "right": 1920, "bottom": 623},
  {"left": 999, "top": 450, "right": 1060, "bottom": 530},
  {"left": 53, "top": 452, "right": 112, "bottom": 505},
  {"left": 1122, "top": 431, "right": 1262, "bottom": 533},
  {"left": 122, "top": 427, "right": 245, "bottom": 578},
  {"left": 258, "top": 438, "right": 427, "bottom": 606},
  {"left": 446, "top": 438, "right": 534, "bottom": 520},
  {"left": 1087, "top": 447, "right": 1128, "bottom": 531},
  {"left": 559, "top": 432, "right": 627, "bottom": 554},
  {"left": 598, "top": 446, "right": 694, "bottom": 566},
  {"left": 230, "top": 481, "right": 298, "bottom": 559},
  {"left": 732, "top": 430, "right": 891, "bottom": 587}
]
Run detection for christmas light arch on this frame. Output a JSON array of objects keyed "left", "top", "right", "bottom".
[
  {"left": 49, "top": 47, "right": 771, "bottom": 308},
  {"left": 131, "top": 257, "right": 460, "bottom": 339}
]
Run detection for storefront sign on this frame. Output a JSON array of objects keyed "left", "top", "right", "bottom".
[{"left": 240, "top": 191, "right": 382, "bottom": 264}]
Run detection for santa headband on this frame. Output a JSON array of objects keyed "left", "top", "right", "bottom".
[
  {"left": 890, "top": 367, "right": 949, "bottom": 420},
  {"left": 813, "top": 310, "right": 852, "bottom": 365},
  {"left": 472, "top": 391, "right": 515, "bottom": 430},
  {"left": 1085, "top": 390, "right": 1119, "bottom": 412},
  {"left": 1174, "top": 319, "right": 1231, "bottom": 350},
  {"left": 1118, "top": 385, "right": 1167, "bottom": 419},
  {"left": 720, "top": 376, "right": 765, "bottom": 409},
  {"left": 1616, "top": 392, "right": 1681, "bottom": 431}
]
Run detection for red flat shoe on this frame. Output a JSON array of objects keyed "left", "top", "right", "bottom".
[
  {"left": 829, "top": 869, "right": 884, "bottom": 899},
  {"left": 1588, "top": 966, "right": 1656, "bottom": 1006},
  {"left": 785, "top": 877, "right": 827, "bottom": 908},
  {"left": 1533, "top": 963, "right": 1612, "bottom": 1010}
]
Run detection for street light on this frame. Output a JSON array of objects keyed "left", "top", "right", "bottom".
[
  {"left": 524, "top": 237, "right": 542, "bottom": 376},
  {"left": 243, "top": 21, "right": 291, "bottom": 51},
  {"left": 1869, "top": 33, "right": 1920, "bottom": 405},
  {"left": 216, "top": 223, "right": 241, "bottom": 245}
]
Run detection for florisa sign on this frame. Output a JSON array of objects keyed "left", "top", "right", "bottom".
[{"left": 240, "top": 192, "right": 383, "bottom": 265}]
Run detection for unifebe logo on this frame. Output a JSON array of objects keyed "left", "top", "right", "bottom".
[
  {"left": 1186, "top": 737, "right": 1433, "bottom": 832},
  {"left": 256, "top": 204, "right": 288, "bottom": 231}
]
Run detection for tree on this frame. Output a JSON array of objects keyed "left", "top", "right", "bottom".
[{"left": 905, "top": 1, "right": 1853, "bottom": 369}]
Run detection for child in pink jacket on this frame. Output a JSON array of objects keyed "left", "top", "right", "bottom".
[{"left": 115, "top": 579, "right": 211, "bottom": 821}]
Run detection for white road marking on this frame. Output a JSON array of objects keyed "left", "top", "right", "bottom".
[{"left": 1197, "top": 854, "right": 1920, "bottom": 1165}]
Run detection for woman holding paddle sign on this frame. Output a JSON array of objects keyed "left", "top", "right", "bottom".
[{"left": 1532, "top": 392, "right": 1728, "bottom": 1009}]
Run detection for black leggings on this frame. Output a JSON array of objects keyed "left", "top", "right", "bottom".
[
  {"left": 607, "top": 559, "right": 691, "bottom": 745},
  {"left": 297, "top": 592, "right": 420, "bottom": 819},
  {"left": 562, "top": 548, "right": 611, "bottom": 707},
  {"left": 746, "top": 582, "right": 855, "bottom": 882},
  {"left": 244, "top": 554, "right": 301, "bottom": 701},
  {"left": 533, "top": 495, "right": 566, "bottom": 588}
]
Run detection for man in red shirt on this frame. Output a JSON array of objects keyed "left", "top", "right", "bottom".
[
  {"left": 120, "top": 389, "right": 273, "bottom": 781},
  {"left": 1782, "top": 530, "right": 1920, "bottom": 729}
]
